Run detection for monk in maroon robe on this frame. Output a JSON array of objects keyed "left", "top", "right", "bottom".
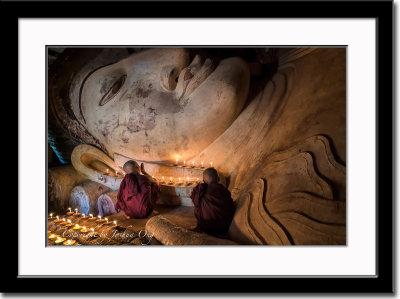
[
  {"left": 190, "top": 167, "right": 236, "bottom": 236},
  {"left": 115, "top": 160, "right": 160, "bottom": 219}
]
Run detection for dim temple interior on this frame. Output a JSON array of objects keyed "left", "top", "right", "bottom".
[{"left": 47, "top": 47, "right": 346, "bottom": 246}]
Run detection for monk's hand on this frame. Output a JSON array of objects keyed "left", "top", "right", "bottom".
[{"left": 140, "top": 163, "right": 147, "bottom": 175}]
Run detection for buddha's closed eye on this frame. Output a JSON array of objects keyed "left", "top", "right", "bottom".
[{"left": 99, "top": 74, "right": 127, "bottom": 106}]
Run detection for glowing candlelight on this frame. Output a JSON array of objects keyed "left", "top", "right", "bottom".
[
  {"left": 56, "top": 216, "right": 59, "bottom": 220},
  {"left": 210, "top": 162, "right": 213, "bottom": 167},
  {"left": 54, "top": 216, "right": 62, "bottom": 223},
  {"left": 162, "top": 176, "right": 165, "bottom": 182},
  {"left": 183, "top": 160, "right": 186, "bottom": 166},
  {"left": 115, "top": 170, "right": 117, "bottom": 175},
  {"left": 186, "top": 177, "right": 190, "bottom": 184},
  {"left": 192, "top": 161, "right": 195, "bottom": 168},
  {"left": 73, "top": 224, "right": 80, "bottom": 230},
  {"left": 178, "top": 177, "right": 181, "bottom": 184},
  {"left": 89, "top": 213, "right": 96, "bottom": 220},
  {"left": 90, "top": 228, "right": 95, "bottom": 232},
  {"left": 55, "top": 236, "right": 66, "bottom": 244},
  {"left": 105, "top": 218, "right": 109, "bottom": 224},
  {"left": 201, "top": 161, "right": 204, "bottom": 168},
  {"left": 196, "top": 177, "right": 199, "bottom": 182},
  {"left": 67, "top": 207, "right": 74, "bottom": 215},
  {"left": 106, "top": 168, "right": 109, "bottom": 174},
  {"left": 48, "top": 234, "right": 57, "bottom": 239},
  {"left": 63, "top": 239, "right": 76, "bottom": 245},
  {"left": 49, "top": 213, "right": 53, "bottom": 218},
  {"left": 169, "top": 177, "right": 173, "bottom": 184},
  {"left": 80, "top": 226, "right": 89, "bottom": 233},
  {"left": 113, "top": 220, "right": 118, "bottom": 227},
  {"left": 175, "top": 158, "right": 178, "bottom": 165}
]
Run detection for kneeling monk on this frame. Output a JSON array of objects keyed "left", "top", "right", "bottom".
[
  {"left": 190, "top": 167, "right": 236, "bottom": 236},
  {"left": 115, "top": 160, "right": 160, "bottom": 219}
]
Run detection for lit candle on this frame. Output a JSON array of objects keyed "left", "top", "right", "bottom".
[
  {"left": 169, "top": 177, "right": 173, "bottom": 184},
  {"left": 196, "top": 177, "right": 199, "bottom": 182},
  {"left": 89, "top": 213, "right": 96, "bottom": 220},
  {"left": 178, "top": 177, "right": 181, "bottom": 184},
  {"left": 49, "top": 213, "right": 53, "bottom": 218},
  {"left": 80, "top": 226, "right": 89, "bottom": 233},
  {"left": 175, "top": 158, "right": 178, "bottom": 165},
  {"left": 63, "top": 239, "right": 76, "bottom": 246},
  {"left": 90, "top": 228, "right": 95, "bottom": 232},
  {"left": 67, "top": 207, "right": 73, "bottom": 215},
  {"left": 201, "top": 161, "right": 204, "bottom": 168},
  {"left": 210, "top": 162, "right": 213, "bottom": 167},
  {"left": 55, "top": 236, "right": 66, "bottom": 244},
  {"left": 48, "top": 234, "right": 57, "bottom": 239},
  {"left": 183, "top": 160, "right": 186, "bottom": 167},
  {"left": 192, "top": 161, "right": 195, "bottom": 168},
  {"left": 115, "top": 170, "right": 118, "bottom": 175},
  {"left": 186, "top": 177, "right": 190, "bottom": 184},
  {"left": 106, "top": 168, "right": 109, "bottom": 174},
  {"left": 113, "top": 220, "right": 118, "bottom": 227},
  {"left": 73, "top": 224, "right": 81, "bottom": 230},
  {"left": 162, "top": 176, "right": 165, "bottom": 182},
  {"left": 74, "top": 208, "right": 80, "bottom": 216},
  {"left": 65, "top": 219, "right": 73, "bottom": 227},
  {"left": 54, "top": 216, "right": 62, "bottom": 223}
]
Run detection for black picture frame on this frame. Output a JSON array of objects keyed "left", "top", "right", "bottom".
[{"left": 7, "top": 0, "right": 393, "bottom": 294}]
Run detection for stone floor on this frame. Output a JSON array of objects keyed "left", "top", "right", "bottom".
[{"left": 48, "top": 204, "right": 200, "bottom": 246}]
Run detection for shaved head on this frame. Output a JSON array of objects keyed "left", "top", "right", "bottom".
[
  {"left": 203, "top": 167, "right": 219, "bottom": 184},
  {"left": 123, "top": 160, "right": 140, "bottom": 174}
]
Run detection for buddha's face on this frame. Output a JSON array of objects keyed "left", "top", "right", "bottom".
[{"left": 80, "top": 48, "right": 250, "bottom": 162}]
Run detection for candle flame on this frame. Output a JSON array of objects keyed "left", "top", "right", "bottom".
[
  {"left": 170, "top": 177, "right": 172, "bottom": 181},
  {"left": 63, "top": 218, "right": 66, "bottom": 221},
  {"left": 50, "top": 213, "right": 53, "bottom": 217},
  {"left": 67, "top": 219, "right": 71, "bottom": 223},
  {"left": 56, "top": 216, "right": 59, "bottom": 220},
  {"left": 113, "top": 221, "right": 117, "bottom": 225},
  {"left": 83, "top": 226, "right": 86, "bottom": 230},
  {"left": 82, "top": 213, "right": 85, "bottom": 217},
  {"left": 98, "top": 215, "right": 101, "bottom": 219},
  {"left": 89, "top": 214, "right": 93, "bottom": 217},
  {"left": 105, "top": 218, "right": 108, "bottom": 222},
  {"left": 68, "top": 207, "right": 71, "bottom": 212},
  {"left": 91, "top": 228, "right": 94, "bottom": 232}
]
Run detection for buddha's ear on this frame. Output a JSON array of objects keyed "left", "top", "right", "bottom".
[{"left": 71, "top": 144, "right": 123, "bottom": 191}]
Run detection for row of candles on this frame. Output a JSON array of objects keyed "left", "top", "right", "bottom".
[
  {"left": 48, "top": 208, "right": 119, "bottom": 245},
  {"left": 152, "top": 176, "right": 201, "bottom": 186},
  {"left": 175, "top": 160, "right": 213, "bottom": 168}
]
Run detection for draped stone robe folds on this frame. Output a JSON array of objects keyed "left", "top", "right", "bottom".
[
  {"left": 190, "top": 182, "right": 236, "bottom": 236},
  {"left": 115, "top": 173, "right": 160, "bottom": 219}
]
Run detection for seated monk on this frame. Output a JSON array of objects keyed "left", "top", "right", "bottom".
[
  {"left": 190, "top": 167, "right": 236, "bottom": 236},
  {"left": 115, "top": 160, "right": 161, "bottom": 219}
]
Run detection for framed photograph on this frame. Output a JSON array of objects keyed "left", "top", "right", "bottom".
[{"left": 9, "top": 0, "right": 393, "bottom": 294}]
